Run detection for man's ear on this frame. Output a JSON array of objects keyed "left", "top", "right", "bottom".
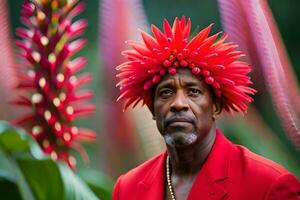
[
  {"left": 212, "top": 99, "right": 223, "bottom": 120},
  {"left": 148, "top": 105, "right": 156, "bottom": 120},
  {"left": 146, "top": 96, "right": 157, "bottom": 120}
]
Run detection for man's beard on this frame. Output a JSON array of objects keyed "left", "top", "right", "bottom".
[{"left": 163, "top": 128, "right": 198, "bottom": 147}]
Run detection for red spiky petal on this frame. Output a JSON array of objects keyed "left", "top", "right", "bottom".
[{"left": 116, "top": 17, "right": 256, "bottom": 113}]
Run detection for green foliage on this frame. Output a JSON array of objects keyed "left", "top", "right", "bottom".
[
  {"left": 78, "top": 169, "right": 114, "bottom": 200},
  {"left": 16, "top": 158, "right": 64, "bottom": 200},
  {"left": 0, "top": 122, "right": 31, "bottom": 153},
  {"left": 0, "top": 171, "right": 22, "bottom": 199},
  {"left": 59, "top": 164, "right": 100, "bottom": 200},
  {"left": 0, "top": 121, "right": 107, "bottom": 200}
]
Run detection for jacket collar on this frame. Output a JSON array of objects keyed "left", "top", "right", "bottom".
[
  {"left": 137, "top": 129, "right": 233, "bottom": 200},
  {"left": 200, "top": 129, "right": 232, "bottom": 181},
  {"left": 187, "top": 129, "right": 232, "bottom": 199},
  {"left": 136, "top": 150, "right": 167, "bottom": 200}
]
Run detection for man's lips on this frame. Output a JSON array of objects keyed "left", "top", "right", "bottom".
[
  {"left": 168, "top": 121, "right": 191, "bottom": 127},
  {"left": 165, "top": 116, "right": 193, "bottom": 127}
]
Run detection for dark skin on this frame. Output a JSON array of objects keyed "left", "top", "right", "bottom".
[{"left": 153, "top": 68, "right": 222, "bottom": 200}]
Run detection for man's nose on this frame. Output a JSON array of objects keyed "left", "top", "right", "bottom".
[{"left": 170, "top": 91, "right": 189, "bottom": 112}]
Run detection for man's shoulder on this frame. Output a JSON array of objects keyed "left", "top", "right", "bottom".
[
  {"left": 228, "top": 144, "right": 300, "bottom": 198},
  {"left": 232, "top": 144, "right": 292, "bottom": 179},
  {"left": 113, "top": 151, "right": 166, "bottom": 200}
]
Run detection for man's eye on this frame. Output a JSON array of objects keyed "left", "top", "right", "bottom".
[
  {"left": 188, "top": 88, "right": 201, "bottom": 96},
  {"left": 159, "top": 89, "right": 173, "bottom": 97}
]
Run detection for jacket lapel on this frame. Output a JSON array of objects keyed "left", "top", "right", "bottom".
[
  {"left": 188, "top": 129, "right": 233, "bottom": 200},
  {"left": 136, "top": 151, "right": 167, "bottom": 200},
  {"left": 188, "top": 174, "right": 228, "bottom": 200}
]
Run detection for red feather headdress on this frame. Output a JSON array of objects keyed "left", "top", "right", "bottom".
[{"left": 116, "top": 17, "right": 256, "bottom": 113}]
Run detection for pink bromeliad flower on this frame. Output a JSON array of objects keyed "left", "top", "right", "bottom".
[{"left": 12, "top": 0, "right": 96, "bottom": 169}]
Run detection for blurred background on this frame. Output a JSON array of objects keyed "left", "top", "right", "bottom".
[{"left": 4, "top": 0, "right": 300, "bottom": 186}]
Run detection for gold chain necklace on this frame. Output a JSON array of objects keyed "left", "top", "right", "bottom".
[{"left": 166, "top": 156, "right": 176, "bottom": 200}]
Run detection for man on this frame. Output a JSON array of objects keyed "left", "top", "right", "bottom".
[{"left": 113, "top": 17, "right": 300, "bottom": 200}]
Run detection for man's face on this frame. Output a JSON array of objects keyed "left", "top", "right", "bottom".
[{"left": 153, "top": 68, "right": 220, "bottom": 147}]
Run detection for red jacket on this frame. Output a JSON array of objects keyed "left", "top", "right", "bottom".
[{"left": 113, "top": 129, "right": 300, "bottom": 200}]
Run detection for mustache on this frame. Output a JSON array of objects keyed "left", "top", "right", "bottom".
[{"left": 164, "top": 114, "right": 195, "bottom": 127}]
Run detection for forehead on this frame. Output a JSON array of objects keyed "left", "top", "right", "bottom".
[{"left": 156, "top": 68, "right": 207, "bottom": 89}]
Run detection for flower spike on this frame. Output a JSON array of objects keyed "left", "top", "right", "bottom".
[{"left": 13, "top": 0, "right": 95, "bottom": 169}]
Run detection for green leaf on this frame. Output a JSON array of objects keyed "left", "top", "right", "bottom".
[
  {"left": 17, "top": 157, "right": 100, "bottom": 200},
  {"left": 0, "top": 170, "right": 22, "bottom": 200},
  {"left": 0, "top": 148, "right": 36, "bottom": 200},
  {"left": 17, "top": 157, "right": 63, "bottom": 200},
  {"left": 0, "top": 121, "right": 45, "bottom": 159},
  {"left": 0, "top": 121, "right": 100, "bottom": 199},
  {"left": 59, "top": 164, "right": 100, "bottom": 200},
  {"left": 0, "top": 121, "right": 31, "bottom": 153},
  {"left": 78, "top": 169, "right": 113, "bottom": 200}
]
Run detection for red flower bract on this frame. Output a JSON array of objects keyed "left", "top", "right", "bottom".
[
  {"left": 116, "top": 17, "right": 256, "bottom": 113},
  {"left": 12, "top": 0, "right": 96, "bottom": 169}
]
